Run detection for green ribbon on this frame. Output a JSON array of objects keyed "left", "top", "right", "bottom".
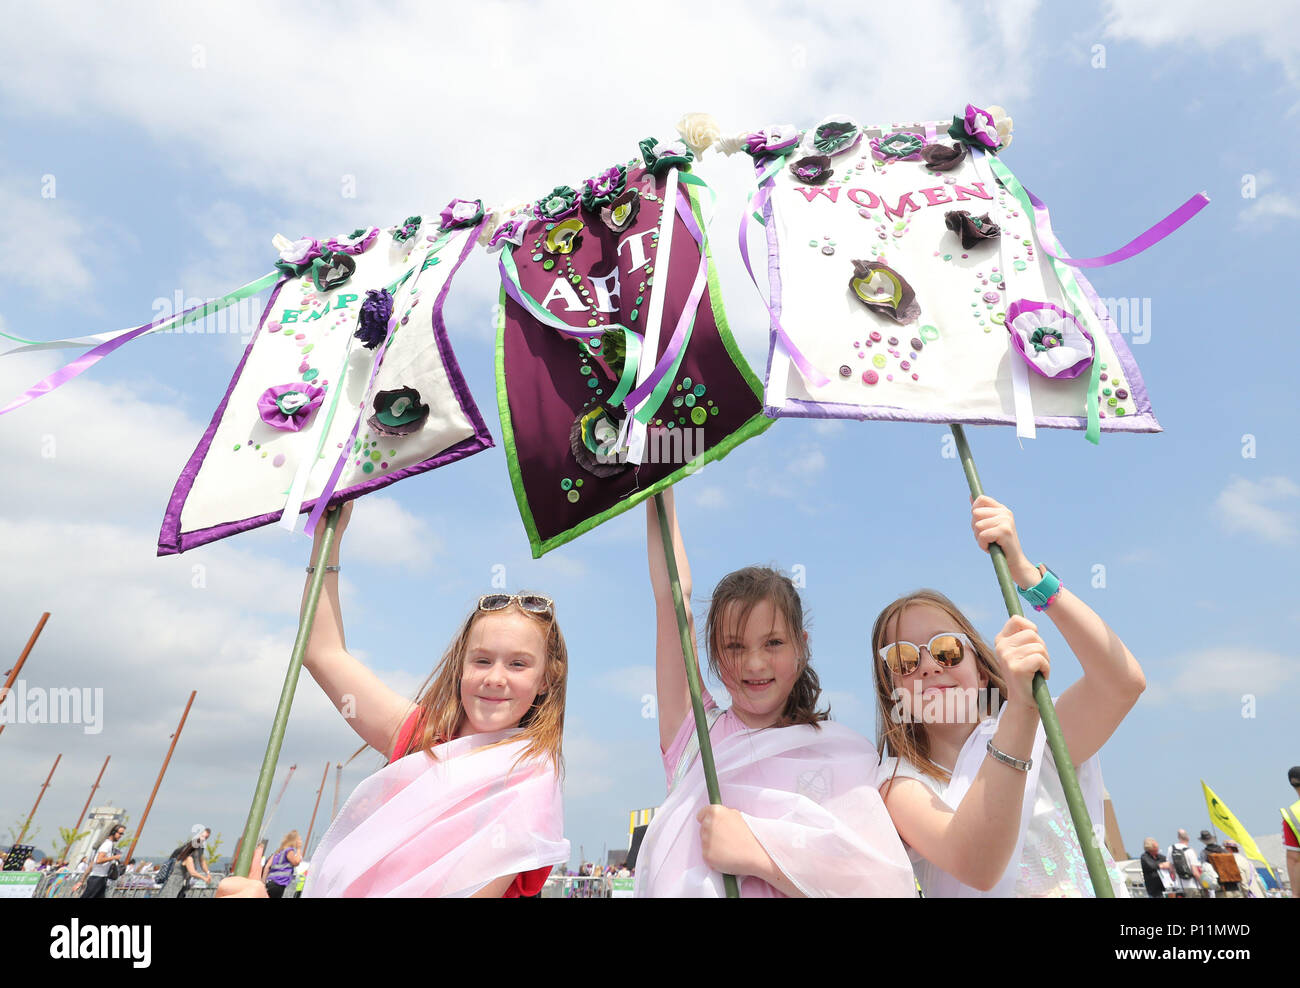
[{"left": 986, "top": 156, "right": 1101, "bottom": 444}]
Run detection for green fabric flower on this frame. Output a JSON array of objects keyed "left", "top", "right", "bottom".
[
  {"left": 638, "top": 136, "right": 694, "bottom": 176},
  {"left": 534, "top": 186, "right": 579, "bottom": 221}
]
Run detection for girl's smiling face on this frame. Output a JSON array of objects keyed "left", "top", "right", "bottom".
[
  {"left": 887, "top": 603, "right": 988, "bottom": 724},
  {"left": 714, "top": 597, "right": 804, "bottom": 730},
  {"left": 458, "top": 609, "right": 549, "bottom": 736}
]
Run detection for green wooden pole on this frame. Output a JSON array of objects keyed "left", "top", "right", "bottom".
[
  {"left": 653, "top": 493, "right": 739, "bottom": 898},
  {"left": 234, "top": 506, "right": 340, "bottom": 877},
  {"left": 949, "top": 425, "right": 1113, "bottom": 897}
]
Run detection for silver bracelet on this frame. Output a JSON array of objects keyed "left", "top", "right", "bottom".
[
  {"left": 986, "top": 739, "right": 1032, "bottom": 772},
  {"left": 305, "top": 565, "right": 341, "bottom": 574}
]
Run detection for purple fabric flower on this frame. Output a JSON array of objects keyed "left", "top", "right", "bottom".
[
  {"left": 323, "top": 227, "right": 379, "bottom": 254},
  {"left": 355, "top": 289, "right": 393, "bottom": 349},
  {"left": 944, "top": 210, "right": 1001, "bottom": 249},
  {"left": 257, "top": 383, "right": 326, "bottom": 432},
  {"left": 919, "top": 142, "right": 966, "bottom": 171},
  {"left": 964, "top": 104, "right": 1000, "bottom": 148},
  {"left": 486, "top": 216, "right": 527, "bottom": 254},
  {"left": 392, "top": 216, "right": 422, "bottom": 243},
  {"left": 439, "top": 198, "right": 485, "bottom": 231},
  {"left": 535, "top": 186, "right": 579, "bottom": 221},
  {"left": 581, "top": 165, "right": 627, "bottom": 211},
  {"left": 1005, "top": 299, "right": 1095, "bottom": 378},
  {"left": 743, "top": 125, "right": 801, "bottom": 158},
  {"left": 275, "top": 237, "right": 322, "bottom": 276},
  {"left": 789, "top": 155, "right": 833, "bottom": 185}
]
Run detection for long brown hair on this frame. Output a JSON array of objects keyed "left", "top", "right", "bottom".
[
  {"left": 870, "top": 589, "right": 1007, "bottom": 785},
  {"left": 705, "top": 566, "right": 828, "bottom": 728},
  {"left": 395, "top": 598, "right": 567, "bottom": 774}
]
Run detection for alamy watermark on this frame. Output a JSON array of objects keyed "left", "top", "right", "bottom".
[
  {"left": 0, "top": 680, "right": 103, "bottom": 735},
  {"left": 151, "top": 291, "right": 265, "bottom": 344},
  {"left": 889, "top": 684, "right": 1000, "bottom": 724}
]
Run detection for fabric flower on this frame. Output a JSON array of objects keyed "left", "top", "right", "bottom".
[
  {"left": 947, "top": 103, "right": 1013, "bottom": 152},
  {"left": 789, "top": 155, "right": 833, "bottom": 185},
  {"left": 870, "top": 131, "right": 924, "bottom": 161},
  {"left": 570, "top": 403, "right": 629, "bottom": 478},
  {"left": 849, "top": 259, "right": 921, "bottom": 325},
  {"left": 258, "top": 383, "right": 326, "bottom": 432},
  {"left": 1005, "top": 300, "right": 1094, "bottom": 378},
  {"left": 368, "top": 386, "right": 429, "bottom": 437},
  {"left": 439, "top": 198, "right": 485, "bottom": 231},
  {"left": 599, "top": 189, "right": 640, "bottom": 233},
  {"left": 534, "top": 185, "right": 579, "bottom": 221},
  {"left": 944, "top": 210, "right": 1001, "bottom": 249},
  {"left": 676, "top": 112, "right": 722, "bottom": 156},
  {"left": 581, "top": 165, "right": 627, "bottom": 212},
  {"left": 919, "top": 142, "right": 967, "bottom": 171},
  {"left": 638, "top": 137, "right": 694, "bottom": 176},
  {"left": 392, "top": 215, "right": 422, "bottom": 243},
  {"left": 324, "top": 227, "right": 379, "bottom": 254},
  {"left": 806, "top": 117, "right": 861, "bottom": 156},
  {"left": 274, "top": 237, "right": 322, "bottom": 276},
  {"left": 310, "top": 250, "right": 356, "bottom": 293},
  {"left": 486, "top": 216, "right": 527, "bottom": 254},
  {"left": 742, "top": 125, "right": 802, "bottom": 158},
  {"left": 354, "top": 289, "right": 393, "bottom": 349},
  {"left": 543, "top": 218, "right": 584, "bottom": 256}
]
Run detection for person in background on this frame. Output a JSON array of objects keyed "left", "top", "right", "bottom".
[
  {"left": 1167, "top": 829, "right": 1203, "bottom": 898},
  {"left": 262, "top": 831, "right": 303, "bottom": 899},
  {"left": 1222, "top": 840, "right": 1266, "bottom": 899},
  {"left": 1282, "top": 766, "right": 1300, "bottom": 898},
  {"left": 76, "top": 823, "right": 125, "bottom": 898},
  {"left": 1139, "top": 838, "right": 1171, "bottom": 898}
]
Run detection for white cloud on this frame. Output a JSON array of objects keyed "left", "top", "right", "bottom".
[
  {"left": 0, "top": 178, "right": 94, "bottom": 298},
  {"left": 692, "top": 485, "right": 728, "bottom": 509},
  {"left": 344, "top": 494, "right": 443, "bottom": 572},
  {"left": 1214, "top": 475, "right": 1299, "bottom": 543},
  {"left": 1103, "top": 0, "right": 1300, "bottom": 87},
  {"left": 1151, "top": 647, "right": 1295, "bottom": 709},
  {"left": 596, "top": 665, "right": 656, "bottom": 703}
]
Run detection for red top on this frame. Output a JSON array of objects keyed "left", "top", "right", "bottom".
[{"left": 389, "top": 708, "right": 551, "bottom": 898}]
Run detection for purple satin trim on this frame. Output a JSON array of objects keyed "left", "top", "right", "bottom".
[
  {"left": 623, "top": 187, "right": 707, "bottom": 410},
  {"left": 741, "top": 182, "right": 831, "bottom": 388},
  {"left": 1023, "top": 184, "right": 1209, "bottom": 269},
  {"left": 0, "top": 301, "right": 209, "bottom": 417}
]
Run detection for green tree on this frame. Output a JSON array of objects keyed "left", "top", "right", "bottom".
[
  {"left": 5, "top": 815, "right": 39, "bottom": 846},
  {"left": 58, "top": 825, "right": 90, "bottom": 861}
]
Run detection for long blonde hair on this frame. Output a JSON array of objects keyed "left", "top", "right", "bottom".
[
  {"left": 871, "top": 589, "right": 1007, "bottom": 785},
  {"left": 395, "top": 599, "right": 567, "bottom": 773},
  {"left": 276, "top": 831, "right": 303, "bottom": 854},
  {"left": 706, "top": 566, "right": 828, "bottom": 728}
]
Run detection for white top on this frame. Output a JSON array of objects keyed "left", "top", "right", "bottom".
[
  {"left": 22, "top": 859, "right": 37, "bottom": 872},
  {"left": 1167, "top": 843, "right": 1201, "bottom": 891},
  {"left": 89, "top": 839, "right": 115, "bottom": 878},
  {"left": 878, "top": 708, "right": 1128, "bottom": 898}
]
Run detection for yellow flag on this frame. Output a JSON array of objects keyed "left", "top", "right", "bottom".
[{"left": 1201, "top": 780, "right": 1278, "bottom": 884}]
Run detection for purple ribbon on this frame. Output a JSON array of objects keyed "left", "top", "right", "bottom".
[
  {"left": 1012, "top": 167, "right": 1209, "bottom": 269},
  {"left": 0, "top": 301, "right": 208, "bottom": 417},
  {"left": 622, "top": 186, "right": 708, "bottom": 411},
  {"left": 739, "top": 180, "right": 831, "bottom": 388}
]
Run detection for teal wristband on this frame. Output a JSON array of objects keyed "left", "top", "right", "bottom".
[{"left": 1017, "top": 565, "right": 1061, "bottom": 611}]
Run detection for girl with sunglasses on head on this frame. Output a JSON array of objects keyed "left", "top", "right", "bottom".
[
  {"left": 869, "top": 495, "right": 1143, "bottom": 897},
  {"left": 635, "top": 489, "right": 915, "bottom": 897},
  {"left": 239, "top": 499, "right": 569, "bottom": 898}
]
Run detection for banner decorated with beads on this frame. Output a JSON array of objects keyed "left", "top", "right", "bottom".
[
  {"left": 750, "top": 110, "right": 1164, "bottom": 439},
  {"left": 495, "top": 143, "right": 772, "bottom": 558},
  {"left": 159, "top": 210, "right": 493, "bottom": 554}
]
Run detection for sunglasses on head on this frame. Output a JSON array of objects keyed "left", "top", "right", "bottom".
[
  {"left": 878, "top": 632, "right": 972, "bottom": 677},
  {"left": 478, "top": 593, "right": 554, "bottom": 617}
]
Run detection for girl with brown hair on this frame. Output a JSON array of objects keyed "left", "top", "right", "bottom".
[
  {"left": 295, "top": 500, "right": 569, "bottom": 897},
  {"left": 634, "top": 489, "right": 914, "bottom": 897},
  {"left": 870, "top": 495, "right": 1143, "bottom": 897}
]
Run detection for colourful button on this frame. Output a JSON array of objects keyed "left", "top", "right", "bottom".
[
  {"left": 566, "top": 489, "right": 580, "bottom": 503},
  {"left": 862, "top": 370, "right": 878, "bottom": 385},
  {"left": 1107, "top": 397, "right": 1117, "bottom": 407},
  {"left": 1115, "top": 388, "right": 1128, "bottom": 399},
  {"left": 693, "top": 384, "right": 706, "bottom": 397},
  {"left": 869, "top": 331, "right": 882, "bottom": 342},
  {"left": 690, "top": 407, "right": 707, "bottom": 425},
  {"left": 839, "top": 365, "right": 852, "bottom": 377},
  {"left": 872, "top": 354, "right": 886, "bottom": 368},
  {"left": 921, "top": 325, "right": 939, "bottom": 341},
  {"left": 1116, "top": 407, "right": 1126, "bottom": 416},
  {"left": 910, "top": 337, "right": 923, "bottom": 350},
  {"left": 561, "top": 478, "right": 572, "bottom": 491},
  {"left": 684, "top": 394, "right": 696, "bottom": 407},
  {"left": 991, "top": 311, "right": 1005, "bottom": 325}
]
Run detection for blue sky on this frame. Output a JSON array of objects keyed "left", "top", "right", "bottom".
[{"left": 1, "top": 0, "right": 1297, "bottom": 876}]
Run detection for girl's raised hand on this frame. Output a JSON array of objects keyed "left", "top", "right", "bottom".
[
  {"left": 312, "top": 498, "right": 353, "bottom": 544},
  {"left": 994, "top": 615, "right": 1050, "bottom": 711},
  {"left": 970, "top": 495, "right": 1039, "bottom": 588}
]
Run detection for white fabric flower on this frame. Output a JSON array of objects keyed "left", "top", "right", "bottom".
[
  {"left": 986, "top": 105, "right": 1014, "bottom": 151},
  {"left": 279, "top": 237, "right": 317, "bottom": 264},
  {"left": 676, "top": 112, "right": 721, "bottom": 155}
]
